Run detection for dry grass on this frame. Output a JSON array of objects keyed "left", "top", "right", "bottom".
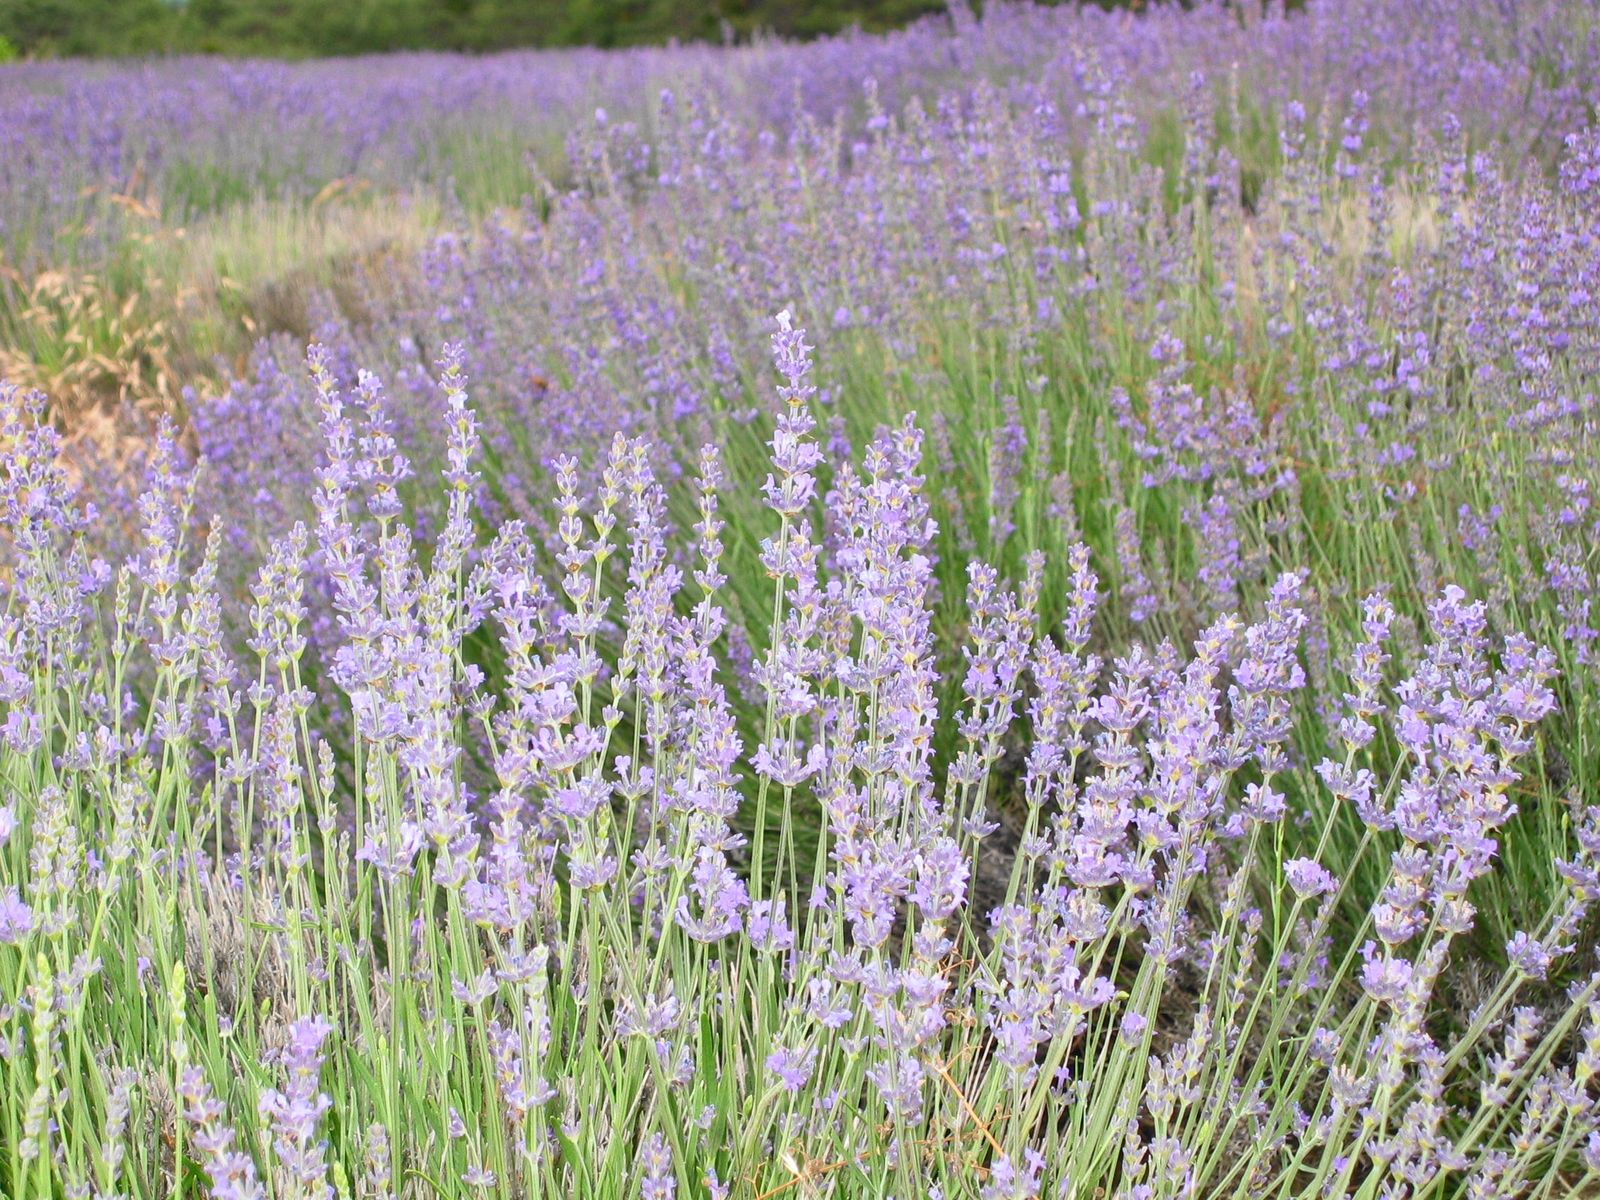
[
  {"left": 0, "top": 266, "right": 178, "bottom": 418},
  {"left": 0, "top": 185, "right": 444, "bottom": 486},
  {"left": 0, "top": 185, "right": 441, "bottom": 464},
  {"left": 147, "top": 182, "right": 440, "bottom": 371}
]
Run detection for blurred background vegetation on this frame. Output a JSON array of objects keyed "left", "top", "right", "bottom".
[{"left": 0, "top": 0, "right": 1120, "bottom": 57}]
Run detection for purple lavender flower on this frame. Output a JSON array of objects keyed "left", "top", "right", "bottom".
[
  {"left": 766, "top": 1046, "right": 816, "bottom": 1093},
  {"left": 258, "top": 1016, "right": 336, "bottom": 1198},
  {"left": 640, "top": 1132, "right": 674, "bottom": 1200},
  {"left": 1283, "top": 859, "right": 1337, "bottom": 900},
  {"left": 179, "top": 1066, "right": 266, "bottom": 1200},
  {"left": 0, "top": 887, "right": 33, "bottom": 944}
]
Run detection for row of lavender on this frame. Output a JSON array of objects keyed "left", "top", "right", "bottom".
[
  {"left": 182, "top": 1, "right": 1600, "bottom": 853},
  {"left": 1, "top": 0, "right": 1594, "bottom": 266},
  {"left": 4, "top": 0, "right": 1600, "bottom": 1197}
]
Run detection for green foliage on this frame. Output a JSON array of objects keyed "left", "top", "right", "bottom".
[
  {"left": 0, "top": 0, "right": 974, "bottom": 58},
  {"left": 1, "top": 0, "right": 181, "bottom": 57}
]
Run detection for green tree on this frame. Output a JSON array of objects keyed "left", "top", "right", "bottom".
[
  {"left": 1, "top": 0, "right": 178, "bottom": 56},
  {"left": 0, "top": 0, "right": 1100, "bottom": 60}
]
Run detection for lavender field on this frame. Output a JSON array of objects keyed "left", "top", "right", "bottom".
[{"left": 3, "top": 1, "right": 1600, "bottom": 1197}]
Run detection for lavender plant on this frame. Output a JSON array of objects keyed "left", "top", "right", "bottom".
[
  {"left": 3, "top": 304, "right": 1599, "bottom": 1197},
  {"left": 4, "top": 0, "right": 1593, "bottom": 269},
  {"left": 122, "top": 0, "right": 1597, "bottom": 966},
  {"left": 4, "top": 1, "right": 1600, "bottom": 1196}
]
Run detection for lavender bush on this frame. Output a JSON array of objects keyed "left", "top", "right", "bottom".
[
  {"left": 4, "top": 0, "right": 1596, "bottom": 403},
  {"left": 3, "top": 0, "right": 1592, "bottom": 268},
  {"left": 5, "top": 308, "right": 1600, "bottom": 1196},
  {"left": 4, "top": 1, "right": 1600, "bottom": 1197}
]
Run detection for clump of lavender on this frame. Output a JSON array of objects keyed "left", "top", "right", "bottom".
[
  {"left": 7, "top": 3, "right": 1600, "bottom": 1190},
  {"left": 258, "top": 1016, "right": 336, "bottom": 1199},
  {"left": 181, "top": 1066, "right": 266, "bottom": 1200},
  {"left": 5, "top": 294, "right": 1600, "bottom": 1200}
]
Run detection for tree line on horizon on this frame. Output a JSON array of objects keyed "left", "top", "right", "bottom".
[{"left": 0, "top": 0, "right": 1107, "bottom": 58}]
